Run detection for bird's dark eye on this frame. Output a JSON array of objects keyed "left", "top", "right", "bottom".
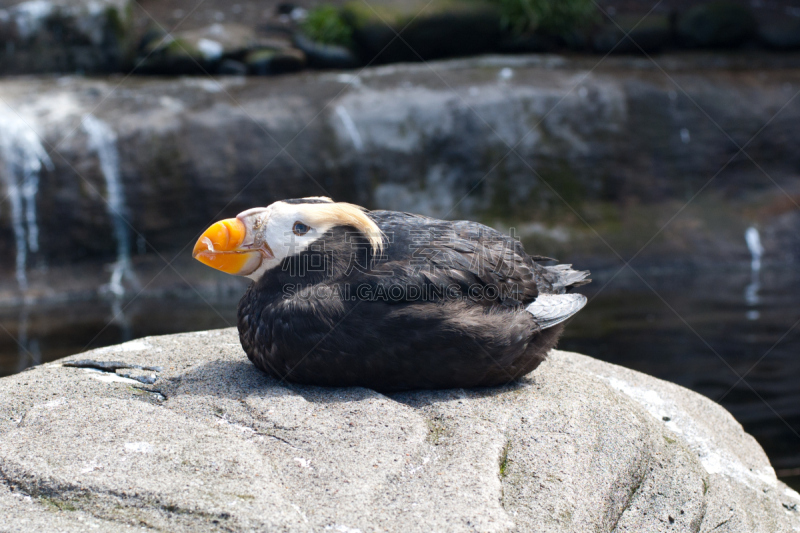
[{"left": 293, "top": 221, "right": 310, "bottom": 236}]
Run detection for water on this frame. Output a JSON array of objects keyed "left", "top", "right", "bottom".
[
  {"left": 0, "top": 295, "right": 238, "bottom": 375},
  {"left": 82, "top": 114, "right": 138, "bottom": 297},
  {"left": 0, "top": 103, "right": 53, "bottom": 290},
  {"left": 0, "top": 265, "right": 797, "bottom": 491}
]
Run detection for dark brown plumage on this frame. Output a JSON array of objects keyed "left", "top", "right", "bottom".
[{"left": 231, "top": 205, "right": 590, "bottom": 391}]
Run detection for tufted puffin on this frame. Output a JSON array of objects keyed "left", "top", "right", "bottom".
[{"left": 193, "top": 197, "right": 589, "bottom": 391}]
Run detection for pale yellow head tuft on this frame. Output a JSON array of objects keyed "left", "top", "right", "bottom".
[{"left": 293, "top": 201, "right": 384, "bottom": 254}]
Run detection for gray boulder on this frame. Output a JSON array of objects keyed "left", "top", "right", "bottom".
[{"left": 0, "top": 329, "right": 797, "bottom": 531}]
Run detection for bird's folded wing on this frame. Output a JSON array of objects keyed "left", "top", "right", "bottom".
[{"left": 525, "top": 293, "right": 588, "bottom": 329}]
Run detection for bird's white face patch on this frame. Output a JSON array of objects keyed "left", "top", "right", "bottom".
[
  {"left": 237, "top": 200, "right": 383, "bottom": 281},
  {"left": 237, "top": 202, "right": 331, "bottom": 281}
]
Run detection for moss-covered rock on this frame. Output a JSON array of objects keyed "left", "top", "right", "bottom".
[
  {"left": 493, "top": 0, "right": 597, "bottom": 37},
  {"left": 245, "top": 48, "right": 306, "bottom": 75},
  {"left": 293, "top": 32, "right": 361, "bottom": 69},
  {"left": 494, "top": 0, "right": 598, "bottom": 52},
  {"left": 177, "top": 23, "right": 257, "bottom": 61},
  {"left": 342, "top": 0, "right": 502, "bottom": 64},
  {"left": 136, "top": 33, "right": 210, "bottom": 75}
]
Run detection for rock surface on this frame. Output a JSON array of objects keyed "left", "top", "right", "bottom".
[{"left": 0, "top": 329, "right": 798, "bottom": 532}]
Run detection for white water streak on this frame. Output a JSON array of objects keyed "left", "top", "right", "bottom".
[
  {"left": 744, "top": 226, "right": 763, "bottom": 310},
  {"left": 22, "top": 171, "right": 39, "bottom": 252},
  {"left": 335, "top": 105, "right": 364, "bottom": 151},
  {"left": 82, "top": 114, "right": 137, "bottom": 297},
  {"left": 0, "top": 103, "right": 53, "bottom": 290},
  {"left": 745, "top": 226, "right": 763, "bottom": 273}
]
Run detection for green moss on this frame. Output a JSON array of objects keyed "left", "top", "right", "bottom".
[
  {"left": 105, "top": 6, "right": 124, "bottom": 40},
  {"left": 491, "top": 0, "right": 597, "bottom": 36},
  {"left": 164, "top": 38, "right": 199, "bottom": 58},
  {"left": 343, "top": 0, "right": 496, "bottom": 29},
  {"left": 302, "top": 6, "right": 353, "bottom": 46},
  {"left": 40, "top": 496, "right": 77, "bottom": 512},
  {"left": 106, "top": 2, "right": 134, "bottom": 42},
  {"left": 245, "top": 49, "right": 276, "bottom": 64},
  {"left": 499, "top": 440, "right": 511, "bottom": 477}
]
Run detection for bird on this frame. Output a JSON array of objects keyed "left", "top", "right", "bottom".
[{"left": 193, "top": 197, "right": 590, "bottom": 391}]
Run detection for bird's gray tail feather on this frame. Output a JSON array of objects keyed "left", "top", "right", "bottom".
[
  {"left": 526, "top": 293, "right": 587, "bottom": 329},
  {"left": 545, "top": 264, "right": 591, "bottom": 293}
]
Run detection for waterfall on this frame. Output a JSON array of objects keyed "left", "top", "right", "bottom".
[
  {"left": 744, "top": 226, "right": 763, "bottom": 319},
  {"left": 745, "top": 226, "right": 763, "bottom": 274},
  {"left": 82, "top": 114, "right": 138, "bottom": 297},
  {"left": 0, "top": 104, "right": 53, "bottom": 291}
]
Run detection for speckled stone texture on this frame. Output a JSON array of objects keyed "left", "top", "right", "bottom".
[{"left": 0, "top": 328, "right": 798, "bottom": 532}]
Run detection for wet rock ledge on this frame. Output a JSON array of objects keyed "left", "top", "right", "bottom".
[{"left": 0, "top": 329, "right": 798, "bottom": 532}]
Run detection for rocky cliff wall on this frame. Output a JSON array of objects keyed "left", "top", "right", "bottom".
[{"left": 0, "top": 54, "right": 799, "bottom": 297}]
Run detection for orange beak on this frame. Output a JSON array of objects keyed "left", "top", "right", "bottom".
[{"left": 192, "top": 218, "right": 264, "bottom": 276}]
